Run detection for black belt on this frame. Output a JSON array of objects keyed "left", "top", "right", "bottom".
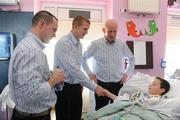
[
  {"left": 64, "top": 82, "right": 81, "bottom": 87},
  {"left": 97, "top": 80, "right": 119, "bottom": 84},
  {"left": 14, "top": 107, "right": 50, "bottom": 117}
]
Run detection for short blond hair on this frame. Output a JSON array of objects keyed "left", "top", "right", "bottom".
[{"left": 72, "top": 16, "right": 90, "bottom": 27}]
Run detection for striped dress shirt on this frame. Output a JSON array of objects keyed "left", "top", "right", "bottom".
[
  {"left": 54, "top": 32, "right": 97, "bottom": 91},
  {"left": 82, "top": 37, "right": 135, "bottom": 83},
  {"left": 8, "top": 32, "right": 56, "bottom": 113}
]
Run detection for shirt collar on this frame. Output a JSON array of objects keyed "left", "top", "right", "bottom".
[
  {"left": 27, "top": 32, "right": 45, "bottom": 49},
  {"left": 69, "top": 32, "right": 80, "bottom": 46},
  {"left": 104, "top": 36, "right": 116, "bottom": 44}
]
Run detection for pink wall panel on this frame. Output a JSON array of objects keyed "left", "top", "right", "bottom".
[
  {"left": 112, "top": 0, "right": 168, "bottom": 77},
  {"left": 0, "top": 0, "right": 34, "bottom": 11}
]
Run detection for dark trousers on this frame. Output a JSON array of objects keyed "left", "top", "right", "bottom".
[
  {"left": 11, "top": 108, "right": 50, "bottom": 120},
  {"left": 55, "top": 83, "right": 82, "bottom": 120},
  {"left": 95, "top": 80, "right": 123, "bottom": 110}
]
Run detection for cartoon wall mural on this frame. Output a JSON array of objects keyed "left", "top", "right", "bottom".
[
  {"left": 145, "top": 19, "right": 158, "bottom": 36},
  {"left": 126, "top": 19, "right": 158, "bottom": 38},
  {"left": 126, "top": 20, "right": 143, "bottom": 38}
]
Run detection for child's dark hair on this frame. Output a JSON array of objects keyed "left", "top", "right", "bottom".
[{"left": 156, "top": 77, "right": 170, "bottom": 96}]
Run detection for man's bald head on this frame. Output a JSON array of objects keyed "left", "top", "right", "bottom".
[
  {"left": 104, "top": 19, "right": 118, "bottom": 29},
  {"left": 103, "top": 19, "right": 118, "bottom": 42}
]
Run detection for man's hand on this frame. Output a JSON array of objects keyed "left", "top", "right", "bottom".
[
  {"left": 48, "top": 70, "right": 64, "bottom": 87},
  {"left": 95, "top": 86, "right": 117, "bottom": 100},
  {"left": 119, "top": 74, "right": 128, "bottom": 84},
  {"left": 95, "top": 85, "right": 107, "bottom": 96},
  {"left": 88, "top": 74, "right": 97, "bottom": 83},
  {"left": 105, "top": 90, "right": 117, "bottom": 101}
]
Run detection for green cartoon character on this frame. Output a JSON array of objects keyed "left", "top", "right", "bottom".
[{"left": 145, "top": 19, "right": 158, "bottom": 36}]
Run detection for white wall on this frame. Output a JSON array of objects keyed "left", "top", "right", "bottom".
[{"left": 165, "top": 26, "right": 180, "bottom": 77}]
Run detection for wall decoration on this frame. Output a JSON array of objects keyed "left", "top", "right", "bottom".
[
  {"left": 126, "top": 41, "right": 153, "bottom": 69},
  {"left": 126, "top": 20, "right": 143, "bottom": 38},
  {"left": 145, "top": 19, "right": 158, "bottom": 36},
  {"left": 160, "top": 58, "right": 166, "bottom": 68},
  {"left": 126, "top": 19, "right": 158, "bottom": 38}
]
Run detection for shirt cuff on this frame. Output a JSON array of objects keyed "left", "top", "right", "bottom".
[{"left": 91, "top": 81, "right": 97, "bottom": 91}]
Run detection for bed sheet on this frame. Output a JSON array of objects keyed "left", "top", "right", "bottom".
[{"left": 85, "top": 101, "right": 170, "bottom": 120}]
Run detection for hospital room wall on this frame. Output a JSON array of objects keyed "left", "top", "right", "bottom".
[
  {"left": 0, "top": 0, "right": 34, "bottom": 12},
  {"left": 111, "top": 0, "right": 168, "bottom": 77},
  {"left": 36, "top": 0, "right": 167, "bottom": 77},
  {"left": 1, "top": 0, "right": 168, "bottom": 78}
]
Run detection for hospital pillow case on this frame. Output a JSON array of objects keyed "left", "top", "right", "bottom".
[
  {"left": 119, "top": 72, "right": 180, "bottom": 99},
  {"left": 165, "top": 79, "right": 180, "bottom": 98},
  {"left": 118, "top": 72, "right": 154, "bottom": 95}
]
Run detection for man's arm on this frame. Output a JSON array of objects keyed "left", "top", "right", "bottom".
[
  {"left": 14, "top": 49, "right": 59, "bottom": 103},
  {"left": 54, "top": 41, "right": 96, "bottom": 90},
  {"left": 82, "top": 42, "right": 96, "bottom": 76},
  {"left": 54, "top": 41, "right": 109, "bottom": 96}
]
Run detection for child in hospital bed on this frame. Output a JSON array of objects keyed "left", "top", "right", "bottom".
[
  {"left": 106, "top": 77, "right": 180, "bottom": 119},
  {"left": 86, "top": 77, "right": 173, "bottom": 120},
  {"left": 106, "top": 77, "right": 170, "bottom": 105}
]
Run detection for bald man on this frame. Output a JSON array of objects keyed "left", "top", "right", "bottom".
[{"left": 82, "top": 19, "right": 135, "bottom": 110}]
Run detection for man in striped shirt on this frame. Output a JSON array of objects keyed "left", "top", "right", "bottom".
[
  {"left": 82, "top": 19, "right": 135, "bottom": 110},
  {"left": 54, "top": 16, "right": 111, "bottom": 120},
  {"left": 9, "top": 10, "right": 64, "bottom": 120}
]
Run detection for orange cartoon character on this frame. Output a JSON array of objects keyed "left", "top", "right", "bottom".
[{"left": 126, "top": 20, "right": 143, "bottom": 38}]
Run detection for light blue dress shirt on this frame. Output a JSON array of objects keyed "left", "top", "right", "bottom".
[
  {"left": 54, "top": 32, "right": 97, "bottom": 91},
  {"left": 8, "top": 32, "right": 56, "bottom": 113},
  {"left": 82, "top": 37, "right": 135, "bottom": 83}
]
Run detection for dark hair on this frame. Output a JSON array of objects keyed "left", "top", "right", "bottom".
[
  {"left": 72, "top": 16, "right": 90, "bottom": 27},
  {"left": 32, "top": 10, "right": 58, "bottom": 26},
  {"left": 156, "top": 77, "right": 170, "bottom": 96}
]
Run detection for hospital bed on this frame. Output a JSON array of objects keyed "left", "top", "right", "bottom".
[{"left": 85, "top": 72, "right": 180, "bottom": 120}]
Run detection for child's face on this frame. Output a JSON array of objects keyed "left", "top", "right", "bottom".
[{"left": 148, "top": 79, "right": 165, "bottom": 96}]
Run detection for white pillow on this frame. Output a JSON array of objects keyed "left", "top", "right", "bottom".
[
  {"left": 164, "top": 79, "right": 180, "bottom": 98},
  {"left": 171, "top": 102, "right": 180, "bottom": 118},
  {"left": 148, "top": 97, "right": 180, "bottom": 116},
  {"left": 119, "top": 72, "right": 155, "bottom": 95},
  {"left": 119, "top": 72, "right": 180, "bottom": 99}
]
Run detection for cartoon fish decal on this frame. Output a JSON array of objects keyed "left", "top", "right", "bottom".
[
  {"left": 145, "top": 19, "right": 158, "bottom": 36},
  {"left": 126, "top": 20, "right": 143, "bottom": 38}
]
